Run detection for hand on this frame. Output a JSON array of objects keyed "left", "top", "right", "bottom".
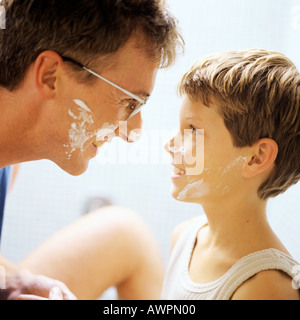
[
  {"left": 2, "top": 269, "right": 77, "bottom": 300},
  {"left": 18, "top": 286, "right": 65, "bottom": 300}
]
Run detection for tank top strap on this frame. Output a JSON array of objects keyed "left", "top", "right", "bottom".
[
  {"left": 216, "top": 248, "right": 300, "bottom": 299},
  {"left": 170, "top": 214, "right": 207, "bottom": 264},
  {"left": 163, "top": 215, "right": 206, "bottom": 276}
]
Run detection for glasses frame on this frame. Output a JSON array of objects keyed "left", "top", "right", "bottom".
[{"left": 61, "top": 56, "right": 147, "bottom": 121}]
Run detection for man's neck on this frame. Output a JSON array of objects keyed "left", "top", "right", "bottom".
[{"left": 0, "top": 88, "right": 44, "bottom": 168}]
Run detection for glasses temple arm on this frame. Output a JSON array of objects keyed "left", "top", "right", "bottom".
[{"left": 82, "top": 67, "right": 144, "bottom": 104}]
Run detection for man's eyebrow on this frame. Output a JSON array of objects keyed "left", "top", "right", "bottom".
[
  {"left": 119, "top": 92, "right": 150, "bottom": 101},
  {"left": 130, "top": 91, "right": 150, "bottom": 99}
]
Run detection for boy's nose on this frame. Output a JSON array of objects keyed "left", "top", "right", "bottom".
[{"left": 164, "top": 137, "right": 174, "bottom": 154}]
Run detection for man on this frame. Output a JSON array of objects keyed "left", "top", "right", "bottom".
[{"left": 0, "top": 0, "right": 183, "bottom": 299}]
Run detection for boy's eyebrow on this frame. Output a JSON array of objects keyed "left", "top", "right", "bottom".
[{"left": 186, "top": 116, "right": 202, "bottom": 126}]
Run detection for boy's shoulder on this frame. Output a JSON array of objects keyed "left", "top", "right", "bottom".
[
  {"left": 170, "top": 216, "right": 199, "bottom": 251},
  {"left": 231, "top": 269, "right": 300, "bottom": 300}
]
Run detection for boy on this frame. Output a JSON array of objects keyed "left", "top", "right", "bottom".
[{"left": 162, "top": 49, "right": 300, "bottom": 299}]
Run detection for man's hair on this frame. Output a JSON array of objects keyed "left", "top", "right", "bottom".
[
  {"left": 0, "top": 0, "right": 184, "bottom": 90},
  {"left": 178, "top": 49, "right": 300, "bottom": 200}
]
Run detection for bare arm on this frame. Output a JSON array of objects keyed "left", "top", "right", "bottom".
[
  {"left": 0, "top": 254, "right": 76, "bottom": 300},
  {"left": 1, "top": 165, "right": 76, "bottom": 300},
  {"left": 20, "top": 206, "right": 165, "bottom": 300}
]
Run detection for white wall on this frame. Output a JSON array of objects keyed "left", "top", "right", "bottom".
[{"left": 2, "top": 0, "right": 300, "bottom": 265}]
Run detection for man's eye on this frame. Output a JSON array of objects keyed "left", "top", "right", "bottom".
[
  {"left": 127, "top": 99, "right": 137, "bottom": 110},
  {"left": 190, "top": 125, "right": 197, "bottom": 134}
]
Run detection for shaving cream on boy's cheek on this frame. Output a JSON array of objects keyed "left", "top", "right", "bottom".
[
  {"left": 177, "top": 179, "right": 209, "bottom": 201},
  {"left": 213, "top": 155, "right": 248, "bottom": 194},
  {"left": 175, "top": 155, "right": 247, "bottom": 202}
]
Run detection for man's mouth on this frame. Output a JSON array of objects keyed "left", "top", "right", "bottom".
[{"left": 93, "top": 141, "right": 105, "bottom": 148}]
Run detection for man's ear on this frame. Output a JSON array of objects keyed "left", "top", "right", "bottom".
[
  {"left": 243, "top": 138, "right": 278, "bottom": 179},
  {"left": 34, "top": 50, "right": 63, "bottom": 100}
]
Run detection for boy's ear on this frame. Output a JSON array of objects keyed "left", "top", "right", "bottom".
[
  {"left": 242, "top": 138, "right": 278, "bottom": 179},
  {"left": 34, "top": 50, "right": 63, "bottom": 100}
]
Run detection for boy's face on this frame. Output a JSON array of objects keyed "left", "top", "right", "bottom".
[{"left": 165, "top": 94, "right": 248, "bottom": 204}]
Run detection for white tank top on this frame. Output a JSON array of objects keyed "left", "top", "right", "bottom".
[{"left": 161, "top": 215, "right": 300, "bottom": 300}]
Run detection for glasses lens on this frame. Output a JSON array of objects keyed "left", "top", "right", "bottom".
[{"left": 127, "top": 101, "right": 144, "bottom": 120}]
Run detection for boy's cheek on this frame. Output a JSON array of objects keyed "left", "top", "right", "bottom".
[{"left": 184, "top": 130, "right": 205, "bottom": 176}]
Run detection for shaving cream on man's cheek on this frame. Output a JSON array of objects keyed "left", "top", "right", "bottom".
[
  {"left": 63, "top": 99, "right": 94, "bottom": 159},
  {"left": 63, "top": 99, "right": 119, "bottom": 159},
  {"left": 95, "top": 123, "right": 118, "bottom": 143}
]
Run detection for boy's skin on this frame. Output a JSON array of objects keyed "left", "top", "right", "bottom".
[{"left": 165, "top": 95, "right": 299, "bottom": 300}]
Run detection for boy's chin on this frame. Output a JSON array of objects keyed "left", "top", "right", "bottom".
[
  {"left": 170, "top": 184, "right": 207, "bottom": 204},
  {"left": 170, "top": 185, "right": 187, "bottom": 202}
]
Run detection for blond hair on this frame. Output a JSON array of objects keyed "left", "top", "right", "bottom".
[{"left": 179, "top": 49, "right": 300, "bottom": 200}]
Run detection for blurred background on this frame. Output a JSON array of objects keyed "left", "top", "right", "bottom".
[{"left": 1, "top": 0, "right": 300, "bottom": 296}]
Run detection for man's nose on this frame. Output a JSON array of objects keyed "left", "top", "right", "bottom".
[{"left": 114, "top": 112, "right": 143, "bottom": 143}]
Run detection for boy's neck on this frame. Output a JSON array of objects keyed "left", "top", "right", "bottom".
[{"left": 199, "top": 194, "right": 280, "bottom": 256}]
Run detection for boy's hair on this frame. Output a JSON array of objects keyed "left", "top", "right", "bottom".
[
  {"left": 0, "top": 0, "right": 184, "bottom": 91},
  {"left": 178, "top": 49, "right": 300, "bottom": 200}
]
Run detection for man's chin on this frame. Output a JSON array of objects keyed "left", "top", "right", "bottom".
[{"left": 55, "top": 158, "right": 90, "bottom": 176}]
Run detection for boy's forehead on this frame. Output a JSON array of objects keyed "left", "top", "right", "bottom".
[
  {"left": 179, "top": 94, "right": 218, "bottom": 121},
  {"left": 179, "top": 95, "right": 229, "bottom": 136}
]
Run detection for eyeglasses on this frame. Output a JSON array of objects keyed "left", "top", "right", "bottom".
[{"left": 61, "top": 56, "right": 148, "bottom": 121}]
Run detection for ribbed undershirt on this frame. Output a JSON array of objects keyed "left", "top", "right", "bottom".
[{"left": 161, "top": 215, "right": 300, "bottom": 300}]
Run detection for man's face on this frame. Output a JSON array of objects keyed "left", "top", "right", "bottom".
[{"left": 48, "top": 37, "right": 158, "bottom": 175}]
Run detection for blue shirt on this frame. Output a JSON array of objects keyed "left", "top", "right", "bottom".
[{"left": 0, "top": 166, "right": 11, "bottom": 242}]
